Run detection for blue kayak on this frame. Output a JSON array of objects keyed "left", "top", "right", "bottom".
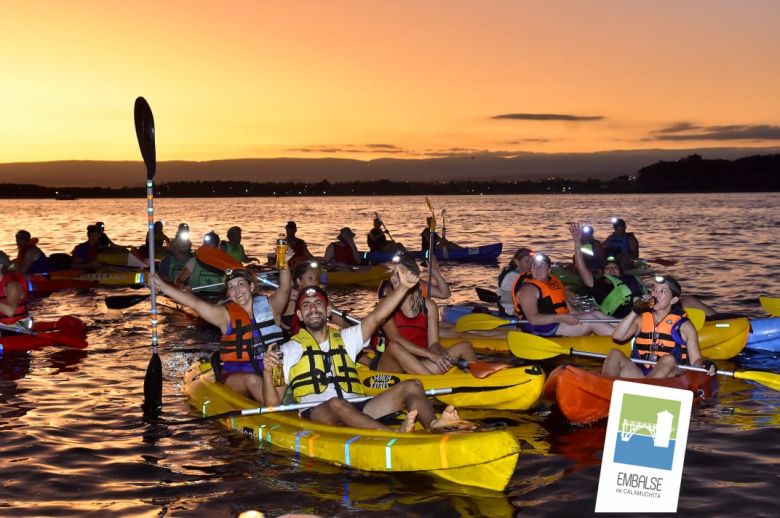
[{"left": 363, "top": 242, "right": 503, "bottom": 264}]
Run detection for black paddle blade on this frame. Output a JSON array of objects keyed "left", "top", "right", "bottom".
[
  {"left": 142, "top": 353, "right": 163, "bottom": 418},
  {"left": 476, "top": 287, "right": 499, "bottom": 304},
  {"left": 105, "top": 294, "right": 149, "bottom": 310},
  {"left": 134, "top": 96, "right": 156, "bottom": 180}
]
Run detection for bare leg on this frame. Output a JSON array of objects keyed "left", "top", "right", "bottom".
[
  {"left": 309, "top": 397, "right": 389, "bottom": 430},
  {"left": 429, "top": 405, "right": 462, "bottom": 429},
  {"left": 363, "top": 379, "right": 438, "bottom": 430},
  {"left": 225, "top": 372, "right": 265, "bottom": 403},
  {"left": 376, "top": 341, "right": 437, "bottom": 375},
  {"left": 647, "top": 355, "right": 680, "bottom": 379},
  {"left": 433, "top": 341, "right": 477, "bottom": 363},
  {"left": 601, "top": 349, "right": 644, "bottom": 378}
]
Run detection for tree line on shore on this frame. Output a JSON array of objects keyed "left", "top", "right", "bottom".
[{"left": 2, "top": 153, "right": 777, "bottom": 198}]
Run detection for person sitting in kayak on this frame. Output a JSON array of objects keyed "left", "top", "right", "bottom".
[
  {"left": 514, "top": 252, "right": 616, "bottom": 337},
  {"left": 0, "top": 250, "right": 31, "bottom": 330},
  {"left": 572, "top": 223, "right": 606, "bottom": 273},
  {"left": 376, "top": 253, "right": 451, "bottom": 301},
  {"left": 571, "top": 224, "right": 717, "bottom": 318},
  {"left": 159, "top": 234, "right": 194, "bottom": 284},
  {"left": 284, "top": 221, "right": 314, "bottom": 270},
  {"left": 95, "top": 221, "right": 127, "bottom": 252},
  {"left": 371, "top": 253, "right": 476, "bottom": 375},
  {"left": 12, "top": 230, "right": 50, "bottom": 275},
  {"left": 153, "top": 258, "right": 292, "bottom": 404},
  {"left": 137, "top": 220, "right": 170, "bottom": 259},
  {"left": 323, "top": 227, "right": 361, "bottom": 270},
  {"left": 420, "top": 217, "right": 461, "bottom": 258},
  {"left": 604, "top": 275, "right": 716, "bottom": 379},
  {"left": 603, "top": 218, "right": 639, "bottom": 273},
  {"left": 498, "top": 247, "right": 533, "bottom": 316},
  {"left": 220, "top": 226, "right": 259, "bottom": 264},
  {"left": 175, "top": 231, "right": 226, "bottom": 296},
  {"left": 367, "top": 217, "right": 403, "bottom": 254},
  {"left": 70, "top": 224, "right": 102, "bottom": 271},
  {"left": 261, "top": 269, "right": 464, "bottom": 432}
]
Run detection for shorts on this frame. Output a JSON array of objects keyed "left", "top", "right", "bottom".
[
  {"left": 300, "top": 398, "right": 370, "bottom": 420},
  {"left": 518, "top": 322, "right": 560, "bottom": 337},
  {"left": 220, "top": 360, "right": 264, "bottom": 382}
]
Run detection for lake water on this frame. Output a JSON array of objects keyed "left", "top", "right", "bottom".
[{"left": 1, "top": 193, "right": 778, "bottom": 516}]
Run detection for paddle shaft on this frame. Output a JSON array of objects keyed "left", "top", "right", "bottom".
[
  {"left": 425, "top": 197, "right": 435, "bottom": 299},
  {"left": 563, "top": 348, "right": 730, "bottom": 376},
  {"left": 256, "top": 277, "right": 361, "bottom": 326},
  {"left": 0, "top": 321, "right": 35, "bottom": 336},
  {"left": 374, "top": 212, "right": 395, "bottom": 242}
]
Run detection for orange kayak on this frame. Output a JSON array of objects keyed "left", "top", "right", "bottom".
[{"left": 543, "top": 364, "right": 719, "bottom": 425}]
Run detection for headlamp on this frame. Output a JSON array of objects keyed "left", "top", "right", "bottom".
[
  {"left": 582, "top": 225, "right": 593, "bottom": 234},
  {"left": 655, "top": 275, "right": 666, "bottom": 283},
  {"left": 391, "top": 254, "right": 401, "bottom": 264},
  {"left": 309, "top": 261, "right": 319, "bottom": 269},
  {"left": 610, "top": 216, "right": 618, "bottom": 224},
  {"left": 179, "top": 231, "right": 190, "bottom": 241}
]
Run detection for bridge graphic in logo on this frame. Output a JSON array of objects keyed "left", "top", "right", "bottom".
[{"left": 613, "top": 394, "right": 681, "bottom": 470}]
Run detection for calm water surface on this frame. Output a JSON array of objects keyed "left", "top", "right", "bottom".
[{"left": 1, "top": 194, "right": 778, "bottom": 517}]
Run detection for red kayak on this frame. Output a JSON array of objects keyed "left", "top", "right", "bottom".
[
  {"left": 543, "top": 364, "right": 719, "bottom": 425},
  {"left": 25, "top": 274, "right": 99, "bottom": 293},
  {"left": 0, "top": 316, "right": 88, "bottom": 353}
]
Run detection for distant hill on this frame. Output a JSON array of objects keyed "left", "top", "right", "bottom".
[
  {"left": 636, "top": 153, "right": 780, "bottom": 191},
  {"left": 1, "top": 146, "right": 779, "bottom": 188}
]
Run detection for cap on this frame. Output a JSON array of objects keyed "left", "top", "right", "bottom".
[
  {"left": 339, "top": 227, "right": 356, "bottom": 238},
  {"left": 296, "top": 285, "right": 330, "bottom": 311}
]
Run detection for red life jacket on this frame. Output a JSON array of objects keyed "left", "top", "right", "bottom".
[
  {"left": 0, "top": 272, "right": 29, "bottom": 324},
  {"left": 392, "top": 306, "right": 428, "bottom": 349},
  {"left": 332, "top": 243, "right": 358, "bottom": 265}
]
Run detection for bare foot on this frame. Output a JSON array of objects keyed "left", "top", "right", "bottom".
[
  {"left": 429, "top": 405, "right": 461, "bottom": 430},
  {"left": 399, "top": 409, "right": 418, "bottom": 433}
]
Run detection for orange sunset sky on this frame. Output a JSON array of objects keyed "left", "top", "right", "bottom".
[{"left": 2, "top": 0, "right": 779, "bottom": 165}]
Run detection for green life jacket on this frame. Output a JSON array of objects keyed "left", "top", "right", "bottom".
[
  {"left": 189, "top": 259, "right": 224, "bottom": 295},
  {"left": 599, "top": 274, "right": 646, "bottom": 316},
  {"left": 223, "top": 242, "right": 245, "bottom": 263}
]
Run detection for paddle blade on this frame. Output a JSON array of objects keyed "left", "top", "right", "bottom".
[
  {"left": 455, "top": 313, "right": 512, "bottom": 332},
  {"left": 134, "top": 97, "right": 156, "bottom": 180},
  {"left": 507, "top": 331, "right": 568, "bottom": 360},
  {"left": 684, "top": 307, "right": 706, "bottom": 330},
  {"left": 463, "top": 360, "right": 511, "bottom": 379},
  {"left": 475, "top": 287, "right": 499, "bottom": 304},
  {"left": 735, "top": 370, "right": 780, "bottom": 391},
  {"left": 759, "top": 296, "right": 780, "bottom": 317},
  {"left": 106, "top": 294, "right": 149, "bottom": 310},
  {"left": 647, "top": 258, "right": 678, "bottom": 266},
  {"left": 142, "top": 353, "right": 163, "bottom": 417},
  {"left": 195, "top": 246, "right": 243, "bottom": 272}
]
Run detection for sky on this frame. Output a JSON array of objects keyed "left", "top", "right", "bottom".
[{"left": 2, "top": 0, "right": 779, "bottom": 165}]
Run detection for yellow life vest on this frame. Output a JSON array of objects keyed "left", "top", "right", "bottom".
[{"left": 288, "top": 327, "right": 365, "bottom": 400}]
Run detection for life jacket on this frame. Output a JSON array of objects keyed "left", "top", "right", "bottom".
[
  {"left": 16, "top": 239, "right": 49, "bottom": 275},
  {"left": 220, "top": 298, "right": 284, "bottom": 363},
  {"left": 632, "top": 310, "right": 689, "bottom": 368},
  {"left": 223, "top": 242, "right": 245, "bottom": 263},
  {"left": 0, "top": 272, "right": 29, "bottom": 324},
  {"left": 332, "top": 243, "right": 357, "bottom": 265},
  {"left": 497, "top": 267, "right": 519, "bottom": 315},
  {"left": 512, "top": 273, "right": 556, "bottom": 318},
  {"left": 367, "top": 229, "right": 387, "bottom": 251},
  {"left": 160, "top": 251, "right": 192, "bottom": 282},
  {"left": 288, "top": 327, "right": 365, "bottom": 400},
  {"left": 189, "top": 258, "right": 224, "bottom": 294},
  {"left": 605, "top": 234, "right": 629, "bottom": 256},
  {"left": 392, "top": 305, "right": 428, "bottom": 348},
  {"left": 598, "top": 274, "right": 646, "bottom": 316}
]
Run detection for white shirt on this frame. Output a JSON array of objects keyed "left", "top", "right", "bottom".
[
  {"left": 280, "top": 323, "right": 368, "bottom": 404},
  {"left": 498, "top": 270, "right": 519, "bottom": 315}
]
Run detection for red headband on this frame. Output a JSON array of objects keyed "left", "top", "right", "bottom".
[{"left": 296, "top": 286, "right": 330, "bottom": 311}]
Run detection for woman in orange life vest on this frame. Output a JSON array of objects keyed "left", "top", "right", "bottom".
[
  {"left": 604, "top": 275, "right": 716, "bottom": 379},
  {"left": 152, "top": 249, "right": 293, "bottom": 404},
  {"left": 0, "top": 250, "right": 30, "bottom": 328},
  {"left": 514, "top": 251, "right": 615, "bottom": 337},
  {"left": 323, "top": 227, "right": 361, "bottom": 270},
  {"left": 372, "top": 253, "right": 477, "bottom": 375}
]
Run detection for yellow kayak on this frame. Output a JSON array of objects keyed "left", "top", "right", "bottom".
[
  {"left": 50, "top": 268, "right": 147, "bottom": 286},
  {"left": 441, "top": 317, "right": 749, "bottom": 360},
  {"left": 184, "top": 361, "right": 520, "bottom": 492},
  {"left": 323, "top": 265, "right": 391, "bottom": 289},
  {"left": 357, "top": 364, "right": 545, "bottom": 411}
]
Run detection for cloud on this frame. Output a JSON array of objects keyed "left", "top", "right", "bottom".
[
  {"left": 648, "top": 123, "right": 780, "bottom": 141},
  {"left": 288, "top": 144, "right": 405, "bottom": 154},
  {"left": 492, "top": 113, "right": 605, "bottom": 122},
  {"left": 421, "top": 147, "right": 525, "bottom": 158},
  {"left": 505, "top": 138, "right": 554, "bottom": 144}
]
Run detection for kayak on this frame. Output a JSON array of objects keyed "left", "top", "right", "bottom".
[
  {"left": 184, "top": 361, "right": 520, "bottom": 492},
  {"left": 50, "top": 269, "right": 147, "bottom": 287},
  {"left": 542, "top": 364, "right": 719, "bottom": 425},
  {"left": 96, "top": 249, "right": 158, "bottom": 268},
  {"left": 0, "top": 315, "right": 88, "bottom": 354},
  {"left": 745, "top": 317, "right": 780, "bottom": 352},
  {"left": 323, "top": 265, "right": 391, "bottom": 289},
  {"left": 363, "top": 243, "right": 503, "bottom": 264},
  {"left": 24, "top": 274, "right": 99, "bottom": 293},
  {"left": 356, "top": 364, "right": 545, "bottom": 411},
  {"left": 440, "top": 317, "right": 750, "bottom": 360}
]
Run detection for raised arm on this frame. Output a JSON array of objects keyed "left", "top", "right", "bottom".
[
  {"left": 268, "top": 248, "right": 295, "bottom": 315},
  {"left": 360, "top": 268, "right": 419, "bottom": 342},
  {"left": 570, "top": 223, "right": 595, "bottom": 288},
  {"left": 153, "top": 273, "right": 230, "bottom": 332}
]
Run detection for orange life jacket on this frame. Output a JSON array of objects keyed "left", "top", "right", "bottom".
[
  {"left": 513, "top": 274, "right": 567, "bottom": 318},
  {"left": 220, "top": 302, "right": 265, "bottom": 362},
  {"left": 632, "top": 311, "right": 689, "bottom": 367},
  {"left": 0, "top": 272, "right": 29, "bottom": 324}
]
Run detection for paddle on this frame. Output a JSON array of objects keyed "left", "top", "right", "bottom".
[
  {"left": 0, "top": 321, "right": 88, "bottom": 349},
  {"left": 759, "top": 296, "right": 780, "bottom": 317},
  {"left": 506, "top": 332, "right": 780, "bottom": 391},
  {"left": 374, "top": 212, "right": 395, "bottom": 242},
  {"left": 105, "top": 281, "right": 230, "bottom": 310},
  {"left": 135, "top": 96, "right": 162, "bottom": 419},
  {"left": 425, "top": 197, "right": 436, "bottom": 299},
  {"left": 455, "top": 307, "right": 707, "bottom": 332},
  {"left": 644, "top": 258, "right": 678, "bottom": 267},
  {"left": 475, "top": 287, "right": 499, "bottom": 304},
  {"left": 441, "top": 209, "right": 446, "bottom": 241}
]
